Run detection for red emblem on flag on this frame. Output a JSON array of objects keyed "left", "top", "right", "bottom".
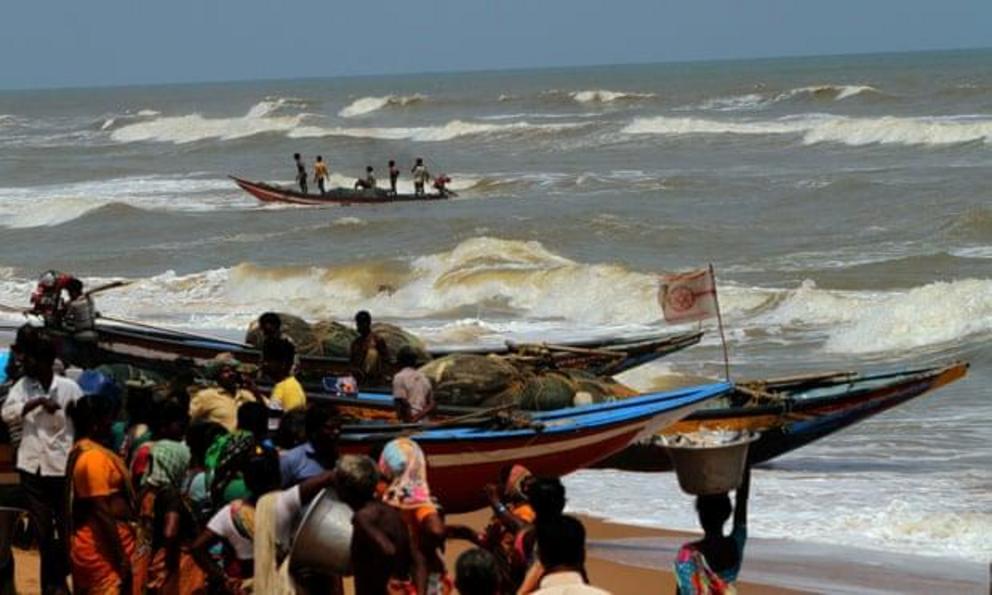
[{"left": 658, "top": 268, "right": 718, "bottom": 323}]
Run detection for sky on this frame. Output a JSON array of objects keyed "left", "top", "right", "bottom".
[{"left": 2, "top": 0, "right": 991, "bottom": 90}]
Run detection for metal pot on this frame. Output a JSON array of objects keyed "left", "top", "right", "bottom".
[
  {"left": 663, "top": 432, "right": 758, "bottom": 495},
  {"left": 288, "top": 488, "right": 354, "bottom": 575}
]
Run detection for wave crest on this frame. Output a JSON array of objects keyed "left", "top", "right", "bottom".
[
  {"left": 622, "top": 114, "right": 992, "bottom": 146},
  {"left": 338, "top": 94, "right": 426, "bottom": 118},
  {"left": 570, "top": 89, "right": 656, "bottom": 104}
]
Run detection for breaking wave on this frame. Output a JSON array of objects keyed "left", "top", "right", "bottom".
[
  {"left": 776, "top": 84, "right": 882, "bottom": 102},
  {"left": 0, "top": 176, "right": 242, "bottom": 228},
  {"left": 692, "top": 85, "right": 884, "bottom": 112},
  {"left": 570, "top": 89, "right": 656, "bottom": 103},
  {"left": 289, "top": 119, "right": 588, "bottom": 143},
  {"left": 622, "top": 114, "right": 992, "bottom": 146},
  {"left": 4, "top": 237, "right": 986, "bottom": 357},
  {"left": 338, "top": 94, "right": 426, "bottom": 117}
]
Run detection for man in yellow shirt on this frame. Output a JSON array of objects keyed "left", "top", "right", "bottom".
[
  {"left": 313, "top": 155, "right": 329, "bottom": 195},
  {"left": 263, "top": 338, "right": 306, "bottom": 412},
  {"left": 189, "top": 356, "right": 257, "bottom": 432}
]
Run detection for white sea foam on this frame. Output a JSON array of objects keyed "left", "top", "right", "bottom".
[
  {"left": 570, "top": 89, "right": 655, "bottom": 103},
  {"left": 622, "top": 114, "right": 992, "bottom": 146},
  {"left": 338, "top": 94, "right": 426, "bottom": 117},
  {"left": 780, "top": 84, "right": 881, "bottom": 101},
  {"left": 290, "top": 119, "right": 587, "bottom": 143},
  {"left": 823, "top": 278, "right": 992, "bottom": 353},
  {"left": 111, "top": 97, "right": 313, "bottom": 143},
  {"left": 565, "top": 468, "right": 992, "bottom": 563},
  {"left": 695, "top": 93, "right": 767, "bottom": 112},
  {"left": 0, "top": 176, "right": 243, "bottom": 228}
]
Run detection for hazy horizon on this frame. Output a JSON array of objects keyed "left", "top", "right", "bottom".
[
  {"left": 2, "top": 45, "right": 990, "bottom": 93},
  {"left": 3, "top": 0, "right": 991, "bottom": 91}
]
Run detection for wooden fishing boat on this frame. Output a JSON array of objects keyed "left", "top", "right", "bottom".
[
  {"left": 338, "top": 381, "right": 732, "bottom": 512},
  {"left": 231, "top": 176, "right": 451, "bottom": 206},
  {"left": 596, "top": 361, "right": 968, "bottom": 471},
  {"left": 40, "top": 320, "right": 701, "bottom": 382}
]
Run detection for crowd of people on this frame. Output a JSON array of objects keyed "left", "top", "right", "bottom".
[
  {"left": 293, "top": 154, "right": 454, "bottom": 198},
  {"left": 0, "top": 308, "right": 750, "bottom": 594}
]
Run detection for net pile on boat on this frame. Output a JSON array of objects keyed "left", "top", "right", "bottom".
[
  {"left": 420, "top": 353, "right": 637, "bottom": 410},
  {"left": 245, "top": 313, "right": 429, "bottom": 364}
]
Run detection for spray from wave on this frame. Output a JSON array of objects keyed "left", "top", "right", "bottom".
[
  {"left": 622, "top": 114, "right": 992, "bottom": 146},
  {"left": 338, "top": 94, "right": 426, "bottom": 117}
]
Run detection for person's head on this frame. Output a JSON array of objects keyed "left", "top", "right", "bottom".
[
  {"left": 153, "top": 399, "right": 190, "bottom": 441},
  {"left": 455, "top": 548, "right": 501, "bottom": 595},
  {"left": 76, "top": 370, "right": 122, "bottom": 414},
  {"left": 243, "top": 445, "right": 281, "bottom": 499},
  {"left": 355, "top": 310, "right": 372, "bottom": 336},
  {"left": 305, "top": 403, "right": 341, "bottom": 463},
  {"left": 66, "top": 278, "right": 84, "bottom": 299},
  {"left": 275, "top": 408, "right": 308, "bottom": 450},
  {"left": 537, "top": 515, "right": 587, "bottom": 572},
  {"left": 68, "top": 394, "right": 117, "bottom": 444},
  {"left": 124, "top": 384, "right": 154, "bottom": 425},
  {"left": 185, "top": 421, "right": 227, "bottom": 467},
  {"left": 396, "top": 346, "right": 419, "bottom": 369},
  {"left": 529, "top": 476, "right": 566, "bottom": 520},
  {"left": 334, "top": 454, "right": 379, "bottom": 508},
  {"left": 218, "top": 364, "right": 240, "bottom": 392},
  {"left": 293, "top": 153, "right": 301, "bottom": 160},
  {"left": 498, "top": 464, "right": 533, "bottom": 503},
  {"left": 262, "top": 337, "right": 295, "bottom": 380},
  {"left": 388, "top": 160, "right": 395, "bottom": 167},
  {"left": 21, "top": 333, "right": 56, "bottom": 381},
  {"left": 237, "top": 401, "right": 270, "bottom": 440},
  {"left": 366, "top": 165, "right": 373, "bottom": 173},
  {"left": 416, "top": 157, "right": 423, "bottom": 165},
  {"left": 316, "top": 155, "right": 323, "bottom": 162},
  {"left": 258, "top": 312, "right": 282, "bottom": 339},
  {"left": 696, "top": 493, "right": 732, "bottom": 537}
]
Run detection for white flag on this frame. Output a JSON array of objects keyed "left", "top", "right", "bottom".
[{"left": 658, "top": 267, "right": 718, "bottom": 324}]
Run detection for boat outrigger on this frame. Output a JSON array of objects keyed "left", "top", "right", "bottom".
[{"left": 231, "top": 176, "right": 452, "bottom": 206}]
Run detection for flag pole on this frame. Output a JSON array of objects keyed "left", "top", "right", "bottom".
[{"left": 709, "top": 263, "right": 731, "bottom": 382}]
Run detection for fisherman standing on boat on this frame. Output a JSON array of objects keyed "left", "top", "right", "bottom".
[
  {"left": 313, "top": 155, "right": 329, "bottom": 195},
  {"left": 350, "top": 310, "right": 389, "bottom": 385},
  {"left": 392, "top": 346, "right": 435, "bottom": 423},
  {"left": 388, "top": 159, "right": 400, "bottom": 196},
  {"left": 412, "top": 158, "right": 430, "bottom": 196},
  {"left": 294, "top": 153, "right": 308, "bottom": 194},
  {"left": 61, "top": 278, "right": 98, "bottom": 368},
  {"left": 354, "top": 166, "right": 377, "bottom": 191}
]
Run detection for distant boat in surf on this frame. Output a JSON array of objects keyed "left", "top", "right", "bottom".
[{"left": 230, "top": 176, "right": 453, "bottom": 206}]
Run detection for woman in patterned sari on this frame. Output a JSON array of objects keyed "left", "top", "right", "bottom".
[
  {"left": 140, "top": 439, "right": 207, "bottom": 595},
  {"left": 66, "top": 394, "right": 146, "bottom": 595}
]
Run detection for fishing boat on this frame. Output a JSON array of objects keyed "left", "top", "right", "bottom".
[
  {"left": 596, "top": 361, "right": 968, "bottom": 471},
  {"left": 37, "top": 320, "right": 701, "bottom": 382},
  {"left": 231, "top": 176, "right": 451, "bottom": 206},
  {"left": 338, "top": 381, "right": 732, "bottom": 512}
]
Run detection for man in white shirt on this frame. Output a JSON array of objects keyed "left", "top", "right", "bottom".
[
  {"left": 0, "top": 335, "right": 82, "bottom": 595},
  {"left": 532, "top": 515, "right": 611, "bottom": 595},
  {"left": 391, "top": 347, "right": 435, "bottom": 423}
]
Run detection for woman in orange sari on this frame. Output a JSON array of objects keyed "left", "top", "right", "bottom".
[{"left": 66, "top": 394, "right": 146, "bottom": 595}]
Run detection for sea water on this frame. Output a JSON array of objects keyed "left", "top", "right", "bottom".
[{"left": 1, "top": 49, "right": 989, "bottom": 566}]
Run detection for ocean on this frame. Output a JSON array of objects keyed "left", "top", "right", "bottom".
[{"left": 1, "top": 49, "right": 989, "bottom": 571}]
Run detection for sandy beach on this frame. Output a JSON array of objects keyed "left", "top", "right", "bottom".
[{"left": 8, "top": 511, "right": 800, "bottom": 595}]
